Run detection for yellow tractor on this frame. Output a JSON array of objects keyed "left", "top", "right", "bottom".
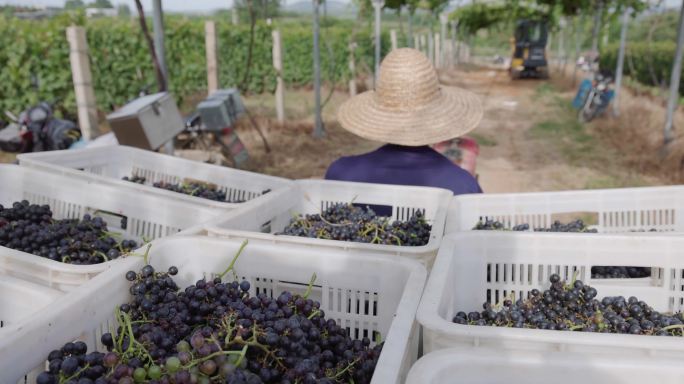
[{"left": 510, "top": 19, "right": 549, "bottom": 79}]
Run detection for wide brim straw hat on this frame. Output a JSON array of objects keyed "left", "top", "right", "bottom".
[{"left": 337, "top": 48, "right": 483, "bottom": 146}]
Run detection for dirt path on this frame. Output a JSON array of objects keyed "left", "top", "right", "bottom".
[{"left": 439, "top": 66, "right": 665, "bottom": 193}]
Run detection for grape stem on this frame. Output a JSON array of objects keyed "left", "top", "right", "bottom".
[
  {"left": 307, "top": 309, "right": 321, "bottom": 319},
  {"left": 218, "top": 239, "right": 248, "bottom": 280},
  {"left": 303, "top": 273, "right": 317, "bottom": 300},
  {"left": 660, "top": 324, "right": 684, "bottom": 335},
  {"left": 330, "top": 357, "right": 360, "bottom": 380},
  {"left": 95, "top": 251, "right": 109, "bottom": 262},
  {"left": 59, "top": 363, "right": 90, "bottom": 384},
  {"left": 142, "top": 243, "right": 152, "bottom": 265}
]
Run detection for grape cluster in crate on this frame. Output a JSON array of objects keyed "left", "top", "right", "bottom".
[
  {"left": 9, "top": 148, "right": 684, "bottom": 383},
  {"left": 0, "top": 200, "right": 137, "bottom": 265},
  {"left": 474, "top": 217, "right": 651, "bottom": 279},
  {"left": 36, "top": 246, "right": 383, "bottom": 384},
  {"left": 122, "top": 175, "right": 270, "bottom": 204},
  {"left": 453, "top": 273, "right": 684, "bottom": 335},
  {"left": 279, "top": 203, "right": 431, "bottom": 246},
  {"left": 473, "top": 218, "right": 597, "bottom": 233}
]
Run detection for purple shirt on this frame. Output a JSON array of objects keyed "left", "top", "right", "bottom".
[{"left": 325, "top": 144, "right": 483, "bottom": 195}]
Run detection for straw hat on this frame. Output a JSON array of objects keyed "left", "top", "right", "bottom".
[{"left": 337, "top": 48, "right": 483, "bottom": 146}]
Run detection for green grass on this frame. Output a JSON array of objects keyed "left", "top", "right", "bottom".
[
  {"left": 470, "top": 132, "right": 498, "bottom": 147},
  {"left": 530, "top": 115, "right": 595, "bottom": 163},
  {"left": 533, "top": 83, "right": 556, "bottom": 100},
  {"left": 528, "top": 83, "right": 600, "bottom": 165},
  {"left": 584, "top": 175, "right": 650, "bottom": 190}
]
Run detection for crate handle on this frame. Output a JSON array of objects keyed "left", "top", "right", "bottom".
[{"left": 89, "top": 209, "right": 129, "bottom": 230}]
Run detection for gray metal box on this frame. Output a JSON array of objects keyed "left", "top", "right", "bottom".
[
  {"left": 197, "top": 98, "right": 232, "bottom": 132},
  {"left": 107, "top": 92, "right": 184, "bottom": 150},
  {"left": 209, "top": 88, "right": 245, "bottom": 117}
]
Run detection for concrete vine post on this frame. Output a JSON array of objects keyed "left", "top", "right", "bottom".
[
  {"left": 613, "top": 8, "right": 630, "bottom": 117},
  {"left": 664, "top": 0, "right": 684, "bottom": 146},
  {"left": 152, "top": 0, "right": 167, "bottom": 87},
  {"left": 349, "top": 42, "right": 357, "bottom": 97},
  {"left": 451, "top": 20, "right": 457, "bottom": 67},
  {"left": 440, "top": 13, "right": 448, "bottom": 68},
  {"left": 66, "top": 26, "right": 99, "bottom": 141},
  {"left": 407, "top": 8, "right": 413, "bottom": 47},
  {"left": 434, "top": 33, "right": 440, "bottom": 69},
  {"left": 373, "top": 0, "right": 385, "bottom": 87},
  {"left": 558, "top": 17, "right": 566, "bottom": 72},
  {"left": 591, "top": 2, "right": 603, "bottom": 55},
  {"left": 205, "top": 21, "right": 219, "bottom": 94},
  {"left": 312, "top": 0, "right": 324, "bottom": 138},
  {"left": 573, "top": 15, "right": 583, "bottom": 86},
  {"left": 232, "top": 7, "right": 239, "bottom": 25},
  {"left": 272, "top": 29, "right": 285, "bottom": 124}
]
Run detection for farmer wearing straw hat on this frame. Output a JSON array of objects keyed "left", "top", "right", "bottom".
[{"left": 326, "top": 48, "right": 483, "bottom": 195}]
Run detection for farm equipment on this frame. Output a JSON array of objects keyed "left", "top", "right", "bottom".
[
  {"left": 0, "top": 102, "right": 81, "bottom": 153},
  {"left": 509, "top": 19, "right": 549, "bottom": 79},
  {"left": 573, "top": 71, "right": 615, "bottom": 123}
]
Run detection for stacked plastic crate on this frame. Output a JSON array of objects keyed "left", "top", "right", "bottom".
[{"left": 410, "top": 186, "right": 684, "bottom": 383}]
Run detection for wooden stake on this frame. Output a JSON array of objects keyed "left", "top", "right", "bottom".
[
  {"left": 434, "top": 33, "right": 440, "bottom": 68},
  {"left": 272, "top": 29, "right": 285, "bottom": 124},
  {"left": 349, "top": 43, "right": 357, "bottom": 96},
  {"left": 232, "top": 7, "right": 239, "bottom": 25},
  {"left": 205, "top": 21, "right": 219, "bottom": 94},
  {"left": 66, "top": 26, "right": 98, "bottom": 141}
]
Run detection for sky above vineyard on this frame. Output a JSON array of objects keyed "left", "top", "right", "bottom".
[{"left": 1, "top": 0, "right": 682, "bottom": 13}]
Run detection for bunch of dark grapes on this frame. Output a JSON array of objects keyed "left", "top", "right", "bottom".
[
  {"left": 591, "top": 266, "right": 651, "bottom": 279},
  {"left": 452, "top": 273, "right": 684, "bottom": 335},
  {"left": 122, "top": 174, "right": 270, "bottom": 204},
  {"left": 0, "top": 200, "right": 137, "bottom": 265},
  {"left": 474, "top": 219, "right": 528, "bottom": 231},
  {"left": 279, "top": 203, "right": 431, "bottom": 246},
  {"left": 474, "top": 218, "right": 651, "bottom": 279},
  {"left": 37, "top": 263, "right": 383, "bottom": 383},
  {"left": 122, "top": 175, "right": 147, "bottom": 184},
  {"left": 151, "top": 181, "right": 228, "bottom": 202},
  {"left": 474, "top": 218, "right": 597, "bottom": 233}
]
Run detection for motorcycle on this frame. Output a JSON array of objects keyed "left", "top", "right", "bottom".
[
  {"left": 0, "top": 102, "right": 81, "bottom": 153},
  {"left": 573, "top": 72, "right": 615, "bottom": 123}
]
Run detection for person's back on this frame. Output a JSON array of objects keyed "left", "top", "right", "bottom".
[
  {"left": 326, "top": 144, "right": 482, "bottom": 194},
  {"left": 326, "top": 48, "right": 484, "bottom": 195}
]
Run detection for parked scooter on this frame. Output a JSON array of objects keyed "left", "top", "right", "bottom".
[
  {"left": 573, "top": 71, "right": 615, "bottom": 123},
  {"left": 0, "top": 102, "right": 81, "bottom": 153}
]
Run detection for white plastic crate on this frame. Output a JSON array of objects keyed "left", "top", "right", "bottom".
[
  {"left": 0, "top": 273, "right": 62, "bottom": 384},
  {"left": 406, "top": 348, "right": 684, "bottom": 384},
  {"left": 0, "top": 236, "right": 427, "bottom": 384},
  {"left": 0, "top": 273, "right": 61, "bottom": 330},
  {"left": 203, "top": 179, "right": 453, "bottom": 266},
  {"left": 446, "top": 185, "right": 684, "bottom": 233},
  {"left": 0, "top": 164, "right": 219, "bottom": 290},
  {"left": 418, "top": 232, "right": 684, "bottom": 356},
  {"left": 18, "top": 145, "right": 292, "bottom": 210}
]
